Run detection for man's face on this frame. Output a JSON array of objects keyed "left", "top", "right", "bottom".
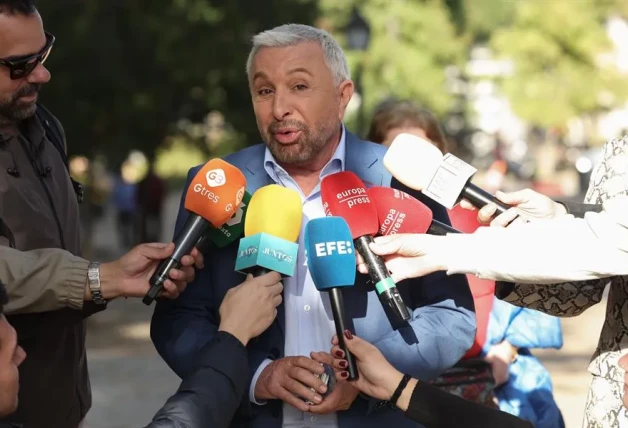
[
  {"left": 250, "top": 41, "right": 353, "bottom": 165},
  {"left": 0, "top": 10, "right": 51, "bottom": 123},
  {"left": 0, "top": 315, "right": 26, "bottom": 417}
]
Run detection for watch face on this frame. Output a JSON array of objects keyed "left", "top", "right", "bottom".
[{"left": 304, "top": 364, "right": 336, "bottom": 405}]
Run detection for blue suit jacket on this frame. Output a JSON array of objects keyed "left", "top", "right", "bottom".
[{"left": 151, "top": 132, "right": 476, "bottom": 428}]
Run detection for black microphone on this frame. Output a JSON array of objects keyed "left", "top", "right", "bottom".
[
  {"left": 143, "top": 159, "right": 247, "bottom": 305},
  {"left": 304, "top": 216, "right": 359, "bottom": 381}
]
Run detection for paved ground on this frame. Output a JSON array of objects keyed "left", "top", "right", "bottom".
[{"left": 82, "top": 191, "right": 608, "bottom": 428}]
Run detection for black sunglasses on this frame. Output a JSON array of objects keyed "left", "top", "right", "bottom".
[{"left": 0, "top": 32, "right": 55, "bottom": 80}]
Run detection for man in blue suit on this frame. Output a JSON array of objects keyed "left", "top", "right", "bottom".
[{"left": 151, "top": 23, "right": 475, "bottom": 428}]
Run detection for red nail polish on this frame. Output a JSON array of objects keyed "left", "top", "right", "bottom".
[
  {"left": 340, "top": 371, "right": 348, "bottom": 378},
  {"left": 335, "top": 350, "right": 344, "bottom": 358},
  {"left": 339, "top": 360, "right": 348, "bottom": 368},
  {"left": 344, "top": 330, "right": 353, "bottom": 340}
]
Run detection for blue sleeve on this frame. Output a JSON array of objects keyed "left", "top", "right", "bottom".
[
  {"left": 372, "top": 197, "right": 476, "bottom": 381},
  {"left": 501, "top": 302, "right": 563, "bottom": 350},
  {"left": 150, "top": 167, "right": 218, "bottom": 378}
]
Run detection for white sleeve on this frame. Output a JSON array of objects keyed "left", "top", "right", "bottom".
[{"left": 444, "top": 196, "right": 628, "bottom": 284}]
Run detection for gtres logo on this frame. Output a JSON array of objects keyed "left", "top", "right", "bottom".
[
  {"left": 206, "top": 169, "right": 226, "bottom": 187},
  {"left": 314, "top": 241, "right": 353, "bottom": 257},
  {"left": 193, "top": 183, "right": 220, "bottom": 203},
  {"left": 336, "top": 188, "right": 370, "bottom": 208}
]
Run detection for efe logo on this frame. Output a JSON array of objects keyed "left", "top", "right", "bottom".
[
  {"left": 206, "top": 169, "right": 226, "bottom": 187},
  {"left": 314, "top": 241, "right": 353, "bottom": 257}
]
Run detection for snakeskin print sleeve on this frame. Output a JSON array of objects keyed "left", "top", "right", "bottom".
[{"left": 500, "top": 136, "right": 628, "bottom": 317}]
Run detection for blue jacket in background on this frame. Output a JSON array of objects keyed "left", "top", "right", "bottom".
[{"left": 484, "top": 298, "right": 564, "bottom": 428}]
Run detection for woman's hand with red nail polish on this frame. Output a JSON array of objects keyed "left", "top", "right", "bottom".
[
  {"left": 310, "top": 351, "right": 347, "bottom": 373},
  {"left": 330, "top": 333, "right": 406, "bottom": 401}
]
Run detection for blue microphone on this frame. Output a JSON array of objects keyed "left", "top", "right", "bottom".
[{"left": 304, "top": 216, "right": 358, "bottom": 380}]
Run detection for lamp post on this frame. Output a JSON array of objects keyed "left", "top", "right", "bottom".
[{"left": 345, "top": 7, "right": 370, "bottom": 137}]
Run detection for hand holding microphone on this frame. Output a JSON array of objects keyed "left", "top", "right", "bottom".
[
  {"left": 356, "top": 234, "right": 449, "bottom": 282},
  {"left": 321, "top": 171, "right": 410, "bottom": 323},
  {"left": 304, "top": 216, "right": 359, "bottom": 381},
  {"left": 383, "top": 133, "right": 511, "bottom": 214},
  {"left": 143, "top": 159, "right": 247, "bottom": 305},
  {"left": 471, "top": 189, "right": 568, "bottom": 227}
]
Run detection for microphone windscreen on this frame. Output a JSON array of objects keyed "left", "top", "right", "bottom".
[
  {"left": 205, "top": 190, "right": 251, "bottom": 247},
  {"left": 185, "top": 159, "right": 247, "bottom": 228},
  {"left": 368, "top": 187, "right": 432, "bottom": 235},
  {"left": 383, "top": 133, "right": 443, "bottom": 191},
  {"left": 244, "top": 184, "right": 302, "bottom": 242},
  {"left": 321, "top": 171, "right": 378, "bottom": 239},
  {"left": 304, "top": 217, "right": 356, "bottom": 290}
]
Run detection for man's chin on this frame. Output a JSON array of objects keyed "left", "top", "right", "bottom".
[
  {"left": 268, "top": 141, "right": 309, "bottom": 164},
  {"left": 11, "top": 103, "right": 37, "bottom": 121}
]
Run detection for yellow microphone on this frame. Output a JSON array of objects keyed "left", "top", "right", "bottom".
[{"left": 235, "top": 184, "right": 302, "bottom": 277}]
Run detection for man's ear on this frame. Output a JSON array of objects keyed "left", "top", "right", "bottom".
[{"left": 337, "top": 80, "right": 355, "bottom": 120}]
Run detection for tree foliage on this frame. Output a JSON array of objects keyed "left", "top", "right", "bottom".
[
  {"left": 490, "top": 0, "right": 628, "bottom": 129},
  {"left": 37, "top": 0, "right": 318, "bottom": 162},
  {"left": 319, "top": 0, "right": 464, "bottom": 132}
]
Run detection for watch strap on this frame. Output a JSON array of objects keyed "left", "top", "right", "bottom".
[{"left": 88, "top": 261, "right": 107, "bottom": 305}]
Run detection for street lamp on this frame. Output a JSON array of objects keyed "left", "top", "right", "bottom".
[{"left": 345, "top": 7, "right": 370, "bottom": 136}]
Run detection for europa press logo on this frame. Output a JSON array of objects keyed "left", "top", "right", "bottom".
[{"left": 206, "top": 169, "right": 226, "bottom": 187}]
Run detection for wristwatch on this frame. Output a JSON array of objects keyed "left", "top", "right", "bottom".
[{"left": 88, "top": 262, "right": 107, "bottom": 306}]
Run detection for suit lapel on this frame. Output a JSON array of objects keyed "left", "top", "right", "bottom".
[
  {"left": 344, "top": 132, "right": 385, "bottom": 186},
  {"left": 240, "top": 148, "right": 286, "bottom": 345}
]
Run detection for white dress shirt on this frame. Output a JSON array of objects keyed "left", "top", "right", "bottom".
[
  {"left": 249, "top": 129, "right": 347, "bottom": 428},
  {"left": 442, "top": 195, "right": 628, "bottom": 283}
]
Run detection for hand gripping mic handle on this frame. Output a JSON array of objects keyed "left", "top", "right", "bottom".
[
  {"left": 462, "top": 184, "right": 510, "bottom": 214},
  {"left": 329, "top": 288, "right": 358, "bottom": 380},
  {"left": 143, "top": 257, "right": 181, "bottom": 305},
  {"left": 354, "top": 235, "right": 410, "bottom": 323},
  {"left": 252, "top": 267, "right": 271, "bottom": 277},
  {"left": 143, "top": 214, "right": 208, "bottom": 306}
]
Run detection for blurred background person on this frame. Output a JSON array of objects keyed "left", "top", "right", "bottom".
[
  {"left": 367, "top": 99, "right": 564, "bottom": 427},
  {"left": 111, "top": 163, "right": 139, "bottom": 249},
  {"left": 137, "top": 164, "right": 166, "bottom": 242}
]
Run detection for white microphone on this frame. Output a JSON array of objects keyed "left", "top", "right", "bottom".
[{"left": 383, "top": 133, "right": 511, "bottom": 213}]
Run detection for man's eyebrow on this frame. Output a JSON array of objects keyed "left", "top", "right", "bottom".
[
  {"left": 287, "top": 67, "right": 313, "bottom": 77},
  {"left": 252, "top": 71, "right": 268, "bottom": 82}
]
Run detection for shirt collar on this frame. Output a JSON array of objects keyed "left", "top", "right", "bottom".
[{"left": 263, "top": 125, "right": 346, "bottom": 182}]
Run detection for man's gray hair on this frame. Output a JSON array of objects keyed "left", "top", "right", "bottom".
[{"left": 246, "top": 23, "right": 351, "bottom": 86}]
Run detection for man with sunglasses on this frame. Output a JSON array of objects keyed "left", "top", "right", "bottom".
[{"left": 0, "top": 1, "right": 204, "bottom": 428}]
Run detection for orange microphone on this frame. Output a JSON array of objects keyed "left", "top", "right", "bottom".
[{"left": 143, "top": 159, "right": 246, "bottom": 305}]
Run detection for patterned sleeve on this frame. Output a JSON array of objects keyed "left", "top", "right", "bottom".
[{"left": 501, "top": 135, "right": 628, "bottom": 316}]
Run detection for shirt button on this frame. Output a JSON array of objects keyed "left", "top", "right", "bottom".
[
  {"left": 310, "top": 416, "right": 317, "bottom": 423},
  {"left": 304, "top": 304, "right": 311, "bottom": 312}
]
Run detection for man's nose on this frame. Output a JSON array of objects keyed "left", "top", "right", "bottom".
[
  {"left": 14, "top": 345, "right": 26, "bottom": 367},
  {"left": 27, "top": 63, "right": 51, "bottom": 85},
  {"left": 272, "top": 91, "right": 292, "bottom": 120}
]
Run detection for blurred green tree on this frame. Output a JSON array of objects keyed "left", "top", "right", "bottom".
[
  {"left": 318, "top": 0, "right": 465, "bottom": 136},
  {"left": 37, "top": 0, "right": 318, "bottom": 163},
  {"left": 489, "top": 0, "right": 628, "bottom": 131}
]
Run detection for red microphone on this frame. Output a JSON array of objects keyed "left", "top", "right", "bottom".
[
  {"left": 367, "top": 187, "right": 460, "bottom": 236},
  {"left": 321, "top": 171, "right": 410, "bottom": 323}
]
